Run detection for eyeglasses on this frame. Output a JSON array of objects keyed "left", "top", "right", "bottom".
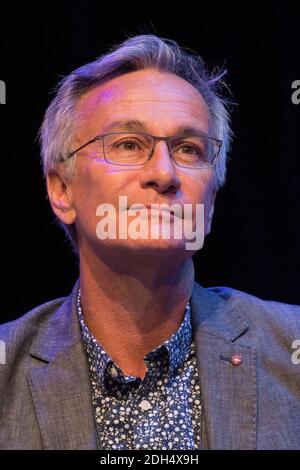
[{"left": 63, "top": 132, "right": 222, "bottom": 169}]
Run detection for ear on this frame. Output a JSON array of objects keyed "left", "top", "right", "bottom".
[
  {"left": 206, "top": 185, "right": 218, "bottom": 235},
  {"left": 46, "top": 169, "right": 76, "bottom": 225}
]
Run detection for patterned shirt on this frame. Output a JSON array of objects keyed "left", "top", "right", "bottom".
[{"left": 76, "top": 289, "right": 202, "bottom": 450}]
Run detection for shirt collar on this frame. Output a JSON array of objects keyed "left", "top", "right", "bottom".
[
  {"left": 76, "top": 287, "right": 192, "bottom": 382},
  {"left": 145, "top": 301, "right": 192, "bottom": 377}
]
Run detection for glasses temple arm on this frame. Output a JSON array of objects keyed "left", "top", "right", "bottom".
[{"left": 64, "top": 136, "right": 102, "bottom": 161}]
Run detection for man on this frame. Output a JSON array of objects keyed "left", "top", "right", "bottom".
[{"left": 0, "top": 34, "right": 299, "bottom": 450}]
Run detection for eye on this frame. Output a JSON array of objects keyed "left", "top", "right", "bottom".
[
  {"left": 179, "top": 144, "right": 199, "bottom": 154},
  {"left": 117, "top": 140, "right": 140, "bottom": 150},
  {"left": 175, "top": 143, "right": 203, "bottom": 156},
  {"left": 113, "top": 138, "right": 147, "bottom": 153}
]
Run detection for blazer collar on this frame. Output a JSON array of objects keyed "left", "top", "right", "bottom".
[
  {"left": 29, "top": 279, "right": 81, "bottom": 363},
  {"left": 190, "top": 282, "right": 249, "bottom": 341}
]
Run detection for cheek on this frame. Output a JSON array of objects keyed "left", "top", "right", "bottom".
[
  {"left": 185, "top": 171, "right": 216, "bottom": 229},
  {"left": 71, "top": 162, "right": 136, "bottom": 221},
  {"left": 73, "top": 162, "right": 109, "bottom": 206},
  {"left": 70, "top": 165, "right": 106, "bottom": 232},
  {"left": 203, "top": 182, "right": 216, "bottom": 216},
  {"left": 187, "top": 170, "right": 216, "bottom": 204}
]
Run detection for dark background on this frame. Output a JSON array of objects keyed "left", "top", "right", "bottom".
[{"left": 0, "top": 1, "right": 299, "bottom": 322}]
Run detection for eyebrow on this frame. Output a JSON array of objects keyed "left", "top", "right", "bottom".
[{"left": 102, "top": 119, "right": 210, "bottom": 137}]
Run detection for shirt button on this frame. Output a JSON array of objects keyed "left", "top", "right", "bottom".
[
  {"left": 109, "top": 366, "right": 118, "bottom": 377},
  {"left": 139, "top": 400, "right": 152, "bottom": 411}
]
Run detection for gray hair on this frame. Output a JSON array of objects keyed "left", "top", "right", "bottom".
[{"left": 39, "top": 34, "right": 233, "bottom": 251}]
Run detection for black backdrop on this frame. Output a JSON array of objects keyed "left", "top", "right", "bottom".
[{"left": 0, "top": 1, "right": 299, "bottom": 322}]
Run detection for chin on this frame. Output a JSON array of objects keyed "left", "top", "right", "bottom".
[{"left": 116, "top": 237, "right": 199, "bottom": 258}]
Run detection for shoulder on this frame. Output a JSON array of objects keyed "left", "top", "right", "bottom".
[
  {"left": 0, "top": 296, "right": 67, "bottom": 348},
  {"left": 207, "top": 284, "right": 300, "bottom": 316},
  {"left": 206, "top": 284, "right": 300, "bottom": 335},
  {"left": 0, "top": 295, "right": 69, "bottom": 406}
]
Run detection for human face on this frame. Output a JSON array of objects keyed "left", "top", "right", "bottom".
[{"left": 51, "top": 69, "right": 217, "bottom": 258}]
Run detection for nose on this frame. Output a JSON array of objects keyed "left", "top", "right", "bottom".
[{"left": 139, "top": 140, "right": 181, "bottom": 195}]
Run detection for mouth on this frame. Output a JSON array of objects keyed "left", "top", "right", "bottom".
[{"left": 127, "top": 204, "right": 182, "bottom": 219}]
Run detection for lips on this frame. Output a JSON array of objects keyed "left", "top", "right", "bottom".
[{"left": 128, "top": 203, "right": 182, "bottom": 218}]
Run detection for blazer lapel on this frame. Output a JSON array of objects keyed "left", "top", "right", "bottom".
[
  {"left": 27, "top": 280, "right": 99, "bottom": 450},
  {"left": 190, "top": 283, "right": 257, "bottom": 449}
]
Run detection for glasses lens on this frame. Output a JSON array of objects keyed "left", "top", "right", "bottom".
[
  {"left": 103, "top": 133, "right": 153, "bottom": 165},
  {"left": 170, "top": 135, "right": 218, "bottom": 168}
]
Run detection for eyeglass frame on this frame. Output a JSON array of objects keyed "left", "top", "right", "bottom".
[{"left": 62, "top": 131, "right": 223, "bottom": 169}]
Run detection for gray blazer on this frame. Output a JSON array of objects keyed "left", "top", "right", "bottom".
[{"left": 0, "top": 279, "right": 299, "bottom": 450}]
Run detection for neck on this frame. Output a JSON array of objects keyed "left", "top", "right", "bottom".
[{"left": 78, "top": 245, "right": 194, "bottom": 378}]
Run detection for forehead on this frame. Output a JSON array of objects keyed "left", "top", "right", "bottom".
[{"left": 75, "top": 69, "right": 210, "bottom": 135}]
